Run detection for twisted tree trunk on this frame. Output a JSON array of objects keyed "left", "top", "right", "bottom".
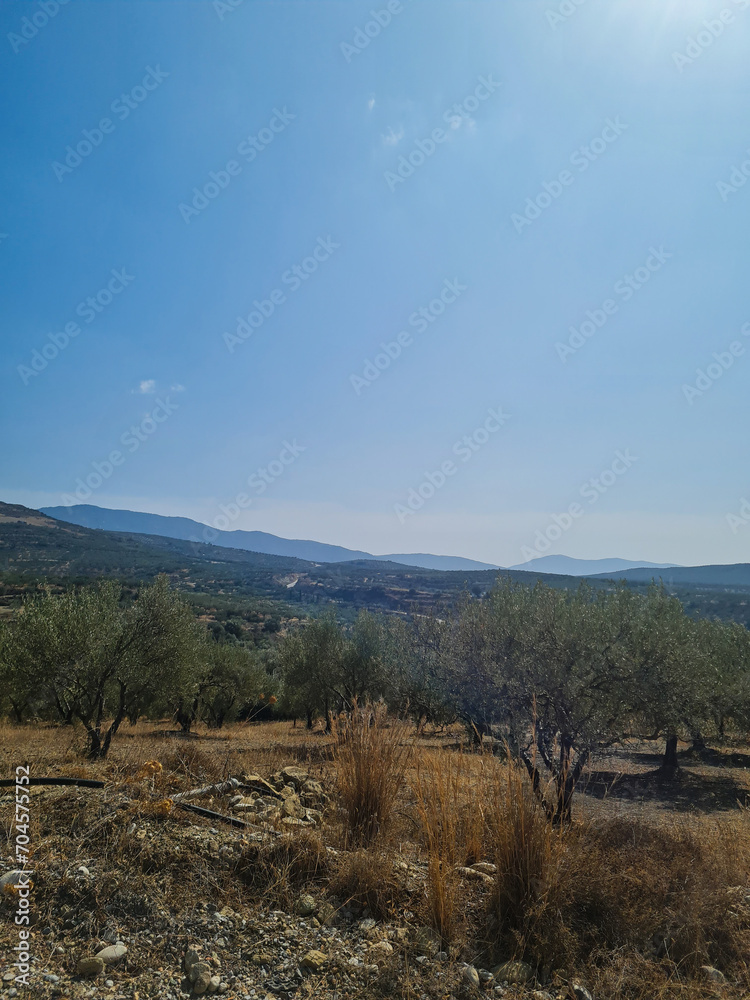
[{"left": 659, "top": 733, "right": 680, "bottom": 778}]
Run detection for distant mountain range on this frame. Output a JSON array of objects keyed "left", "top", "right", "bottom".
[
  {"left": 508, "top": 555, "right": 679, "bottom": 577},
  {"left": 3, "top": 501, "right": 750, "bottom": 626},
  {"left": 25, "top": 504, "right": 750, "bottom": 589},
  {"left": 40, "top": 505, "right": 499, "bottom": 573},
  {"left": 0, "top": 501, "right": 566, "bottom": 618}
]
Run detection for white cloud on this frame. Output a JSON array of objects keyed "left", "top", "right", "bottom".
[
  {"left": 367, "top": 97, "right": 375, "bottom": 111},
  {"left": 130, "top": 380, "right": 185, "bottom": 395},
  {"left": 381, "top": 125, "right": 404, "bottom": 146}
]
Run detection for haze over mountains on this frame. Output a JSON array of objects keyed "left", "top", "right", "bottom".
[
  {"left": 41, "top": 504, "right": 684, "bottom": 578},
  {"left": 589, "top": 564, "right": 750, "bottom": 587},
  {"left": 41, "top": 504, "right": 499, "bottom": 573},
  {"left": 2, "top": 502, "right": 750, "bottom": 628},
  {"left": 507, "top": 555, "right": 679, "bottom": 577},
  {"left": 1, "top": 500, "right": 578, "bottom": 619}
]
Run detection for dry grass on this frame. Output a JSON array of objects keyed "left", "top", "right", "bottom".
[
  {"left": 333, "top": 703, "right": 413, "bottom": 847},
  {"left": 155, "top": 742, "right": 227, "bottom": 785},
  {"left": 21, "top": 787, "right": 236, "bottom": 929},
  {"left": 412, "top": 750, "right": 479, "bottom": 944},
  {"left": 554, "top": 816, "right": 750, "bottom": 975},
  {"left": 329, "top": 848, "right": 405, "bottom": 921},
  {"left": 1, "top": 718, "right": 749, "bottom": 998},
  {"left": 410, "top": 749, "right": 558, "bottom": 951},
  {"left": 235, "top": 829, "right": 329, "bottom": 909},
  {"left": 481, "top": 755, "right": 562, "bottom": 966},
  {"left": 409, "top": 746, "right": 750, "bottom": 994},
  {"left": 481, "top": 778, "right": 750, "bottom": 987}
]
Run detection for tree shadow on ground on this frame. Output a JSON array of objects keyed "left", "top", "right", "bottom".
[
  {"left": 677, "top": 745, "right": 750, "bottom": 769},
  {"left": 580, "top": 767, "right": 749, "bottom": 812},
  {"left": 620, "top": 745, "right": 750, "bottom": 771},
  {"left": 618, "top": 749, "right": 668, "bottom": 768}
]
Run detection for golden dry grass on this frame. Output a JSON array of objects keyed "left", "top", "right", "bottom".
[
  {"left": 332, "top": 704, "right": 413, "bottom": 847},
  {"left": 1, "top": 718, "right": 749, "bottom": 999},
  {"left": 235, "top": 828, "right": 330, "bottom": 909},
  {"left": 328, "top": 849, "right": 406, "bottom": 921},
  {"left": 412, "top": 749, "right": 481, "bottom": 944}
]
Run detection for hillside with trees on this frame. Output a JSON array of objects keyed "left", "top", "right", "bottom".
[
  {"left": 2, "top": 521, "right": 750, "bottom": 999},
  {"left": 3, "top": 502, "right": 750, "bottom": 627}
]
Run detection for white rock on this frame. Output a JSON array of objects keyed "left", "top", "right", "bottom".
[
  {"left": 456, "top": 866, "right": 494, "bottom": 884},
  {"left": 94, "top": 944, "right": 127, "bottom": 966},
  {"left": 463, "top": 965, "right": 480, "bottom": 989},
  {"left": 470, "top": 861, "right": 497, "bottom": 875},
  {"left": 0, "top": 870, "right": 28, "bottom": 889}
]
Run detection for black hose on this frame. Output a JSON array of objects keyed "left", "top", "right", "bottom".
[
  {"left": 2, "top": 776, "right": 251, "bottom": 829},
  {"left": 175, "top": 801, "right": 254, "bottom": 828}
]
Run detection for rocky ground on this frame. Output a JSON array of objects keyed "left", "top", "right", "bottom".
[
  {"left": 0, "top": 762, "right": 603, "bottom": 1000},
  {"left": 1, "top": 723, "right": 748, "bottom": 1000}
]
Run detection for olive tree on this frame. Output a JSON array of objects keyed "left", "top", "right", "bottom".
[
  {"left": 497, "top": 582, "right": 636, "bottom": 821},
  {"left": 690, "top": 618, "right": 750, "bottom": 743},
  {"left": 337, "top": 610, "right": 384, "bottom": 707},
  {"left": 627, "top": 585, "right": 713, "bottom": 774},
  {"left": 278, "top": 611, "right": 344, "bottom": 729},
  {"left": 173, "top": 642, "right": 270, "bottom": 731},
  {"left": 4, "top": 577, "right": 202, "bottom": 758},
  {"left": 443, "top": 583, "right": 533, "bottom": 743},
  {"left": 436, "top": 580, "right": 638, "bottom": 821},
  {"left": 0, "top": 622, "right": 50, "bottom": 723},
  {"left": 380, "top": 613, "right": 454, "bottom": 725}
]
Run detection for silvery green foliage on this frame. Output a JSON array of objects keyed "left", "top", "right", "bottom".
[{"left": 3, "top": 576, "right": 202, "bottom": 757}]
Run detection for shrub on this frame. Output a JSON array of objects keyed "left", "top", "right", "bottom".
[
  {"left": 484, "top": 788, "right": 750, "bottom": 980},
  {"left": 235, "top": 830, "right": 329, "bottom": 908}
]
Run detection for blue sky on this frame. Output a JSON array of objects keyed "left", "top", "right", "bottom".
[{"left": 1, "top": 0, "right": 749, "bottom": 566}]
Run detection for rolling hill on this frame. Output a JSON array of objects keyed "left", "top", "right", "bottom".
[
  {"left": 0, "top": 501, "right": 578, "bottom": 617},
  {"left": 591, "top": 563, "right": 750, "bottom": 587},
  {"left": 0, "top": 500, "right": 306, "bottom": 578},
  {"left": 4, "top": 501, "right": 750, "bottom": 626},
  {"left": 509, "top": 555, "right": 679, "bottom": 576},
  {"left": 40, "top": 505, "right": 499, "bottom": 572}
]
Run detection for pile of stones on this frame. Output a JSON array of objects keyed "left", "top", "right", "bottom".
[{"left": 229, "top": 766, "right": 328, "bottom": 827}]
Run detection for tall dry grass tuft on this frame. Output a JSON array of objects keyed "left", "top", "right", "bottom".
[
  {"left": 413, "top": 749, "right": 481, "bottom": 944},
  {"left": 555, "top": 815, "right": 750, "bottom": 977},
  {"left": 333, "top": 702, "right": 412, "bottom": 847},
  {"left": 483, "top": 754, "right": 562, "bottom": 965},
  {"left": 482, "top": 768, "right": 750, "bottom": 982}
]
